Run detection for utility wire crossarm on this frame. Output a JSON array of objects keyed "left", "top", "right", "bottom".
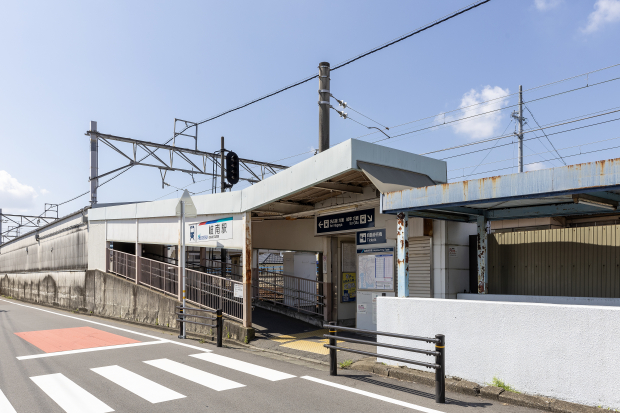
[{"left": 85, "top": 130, "right": 288, "bottom": 188}]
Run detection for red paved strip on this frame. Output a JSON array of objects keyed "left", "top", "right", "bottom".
[{"left": 15, "top": 326, "right": 140, "bottom": 353}]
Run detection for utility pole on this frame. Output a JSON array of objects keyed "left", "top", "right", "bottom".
[
  {"left": 511, "top": 86, "right": 524, "bottom": 172},
  {"left": 0, "top": 208, "right": 3, "bottom": 246},
  {"left": 90, "top": 121, "right": 98, "bottom": 205},
  {"left": 220, "top": 136, "right": 226, "bottom": 193},
  {"left": 318, "top": 62, "right": 330, "bottom": 152}
]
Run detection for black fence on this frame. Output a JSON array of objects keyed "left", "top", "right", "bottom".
[
  {"left": 176, "top": 306, "right": 223, "bottom": 347},
  {"left": 323, "top": 322, "right": 446, "bottom": 404}
]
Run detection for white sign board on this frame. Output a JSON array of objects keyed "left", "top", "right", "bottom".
[
  {"left": 234, "top": 283, "right": 243, "bottom": 299},
  {"left": 358, "top": 253, "right": 394, "bottom": 290},
  {"left": 189, "top": 217, "right": 233, "bottom": 242}
]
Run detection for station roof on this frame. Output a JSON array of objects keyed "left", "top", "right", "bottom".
[
  {"left": 89, "top": 139, "right": 447, "bottom": 221},
  {"left": 381, "top": 158, "right": 620, "bottom": 222}
]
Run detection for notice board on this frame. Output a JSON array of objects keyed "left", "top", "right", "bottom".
[
  {"left": 341, "top": 272, "right": 356, "bottom": 302},
  {"left": 358, "top": 253, "right": 394, "bottom": 290}
]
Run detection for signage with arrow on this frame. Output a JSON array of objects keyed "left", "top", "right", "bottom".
[{"left": 316, "top": 208, "right": 375, "bottom": 234}]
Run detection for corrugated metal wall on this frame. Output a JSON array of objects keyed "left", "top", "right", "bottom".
[
  {"left": 0, "top": 211, "right": 88, "bottom": 273},
  {"left": 408, "top": 236, "right": 432, "bottom": 297},
  {"left": 489, "top": 224, "right": 620, "bottom": 298}
]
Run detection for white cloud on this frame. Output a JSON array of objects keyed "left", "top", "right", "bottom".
[
  {"left": 582, "top": 0, "right": 620, "bottom": 33},
  {"left": 0, "top": 171, "right": 38, "bottom": 212},
  {"left": 40, "top": 189, "right": 50, "bottom": 195},
  {"left": 445, "top": 86, "right": 511, "bottom": 140},
  {"left": 535, "top": 0, "right": 563, "bottom": 11},
  {"left": 525, "top": 162, "right": 547, "bottom": 171}
]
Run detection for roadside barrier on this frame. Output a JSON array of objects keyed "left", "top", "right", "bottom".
[
  {"left": 176, "top": 306, "right": 223, "bottom": 347},
  {"left": 323, "top": 322, "right": 446, "bottom": 403}
]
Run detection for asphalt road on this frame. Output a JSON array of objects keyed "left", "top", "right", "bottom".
[{"left": 0, "top": 298, "right": 536, "bottom": 413}]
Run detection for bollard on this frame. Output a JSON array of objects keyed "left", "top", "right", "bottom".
[
  {"left": 329, "top": 321, "right": 337, "bottom": 376},
  {"left": 435, "top": 334, "right": 445, "bottom": 403},
  {"left": 178, "top": 307, "right": 184, "bottom": 339},
  {"left": 216, "top": 309, "right": 223, "bottom": 348}
]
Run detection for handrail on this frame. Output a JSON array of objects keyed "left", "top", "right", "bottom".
[
  {"left": 324, "top": 321, "right": 446, "bottom": 404},
  {"left": 325, "top": 324, "right": 441, "bottom": 344},
  {"left": 176, "top": 307, "right": 223, "bottom": 347}
]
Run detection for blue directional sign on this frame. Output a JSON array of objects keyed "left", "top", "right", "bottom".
[{"left": 316, "top": 208, "right": 375, "bottom": 234}]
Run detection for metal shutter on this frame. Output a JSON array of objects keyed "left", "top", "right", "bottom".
[{"left": 408, "top": 236, "right": 432, "bottom": 297}]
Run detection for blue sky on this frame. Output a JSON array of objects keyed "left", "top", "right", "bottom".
[{"left": 1, "top": 0, "right": 620, "bottom": 218}]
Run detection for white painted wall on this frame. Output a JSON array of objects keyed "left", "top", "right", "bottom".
[
  {"left": 377, "top": 297, "right": 620, "bottom": 409},
  {"left": 88, "top": 221, "right": 106, "bottom": 271},
  {"left": 252, "top": 219, "right": 322, "bottom": 252},
  {"left": 458, "top": 293, "right": 620, "bottom": 306},
  {"left": 432, "top": 221, "right": 475, "bottom": 298}
]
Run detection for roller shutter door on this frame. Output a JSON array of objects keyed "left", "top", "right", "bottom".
[{"left": 408, "top": 236, "right": 432, "bottom": 297}]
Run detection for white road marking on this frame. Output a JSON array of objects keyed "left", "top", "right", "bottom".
[
  {"left": 301, "top": 376, "right": 445, "bottom": 413},
  {"left": 30, "top": 373, "right": 114, "bottom": 413},
  {"left": 91, "top": 365, "right": 185, "bottom": 404},
  {"left": 0, "top": 298, "right": 212, "bottom": 355},
  {"left": 17, "top": 341, "right": 166, "bottom": 360},
  {"left": 190, "top": 352, "right": 296, "bottom": 381},
  {"left": 0, "top": 389, "right": 17, "bottom": 413},
  {"left": 144, "top": 358, "right": 245, "bottom": 391}
]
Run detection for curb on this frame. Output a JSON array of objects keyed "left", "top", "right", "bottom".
[{"left": 348, "top": 358, "right": 605, "bottom": 413}]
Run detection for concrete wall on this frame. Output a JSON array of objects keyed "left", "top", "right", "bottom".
[
  {"left": 457, "top": 293, "right": 620, "bottom": 306},
  {"left": 0, "top": 210, "right": 88, "bottom": 273},
  {"left": 88, "top": 221, "right": 107, "bottom": 272},
  {"left": 0, "top": 270, "right": 253, "bottom": 342},
  {"left": 432, "top": 221, "right": 476, "bottom": 299},
  {"left": 252, "top": 219, "right": 322, "bottom": 252},
  {"left": 377, "top": 297, "right": 620, "bottom": 409}
]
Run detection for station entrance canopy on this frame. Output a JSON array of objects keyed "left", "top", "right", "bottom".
[
  {"left": 381, "top": 158, "right": 620, "bottom": 222},
  {"left": 380, "top": 158, "right": 620, "bottom": 295}
]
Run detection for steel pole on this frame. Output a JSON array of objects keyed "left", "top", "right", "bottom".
[
  {"left": 90, "top": 121, "right": 98, "bottom": 205},
  {"left": 181, "top": 201, "right": 186, "bottom": 338},
  {"left": 318, "top": 62, "right": 330, "bottom": 152},
  {"left": 518, "top": 85, "right": 523, "bottom": 173},
  {"left": 396, "top": 212, "right": 409, "bottom": 297},
  {"left": 220, "top": 136, "right": 225, "bottom": 193},
  {"left": 435, "top": 334, "right": 446, "bottom": 403},
  {"left": 0, "top": 208, "right": 3, "bottom": 245},
  {"left": 329, "top": 321, "right": 337, "bottom": 376}
]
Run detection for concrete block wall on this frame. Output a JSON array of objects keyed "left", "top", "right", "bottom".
[
  {"left": 1, "top": 270, "right": 253, "bottom": 343},
  {"left": 432, "top": 221, "right": 476, "bottom": 299},
  {"left": 377, "top": 297, "right": 620, "bottom": 409}
]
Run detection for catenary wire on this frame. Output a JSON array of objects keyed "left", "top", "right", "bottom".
[{"left": 524, "top": 104, "right": 566, "bottom": 165}]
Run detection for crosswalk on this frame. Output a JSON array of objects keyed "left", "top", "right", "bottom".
[{"left": 3, "top": 352, "right": 296, "bottom": 412}]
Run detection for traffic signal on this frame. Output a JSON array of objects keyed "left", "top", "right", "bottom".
[{"left": 226, "top": 151, "right": 239, "bottom": 185}]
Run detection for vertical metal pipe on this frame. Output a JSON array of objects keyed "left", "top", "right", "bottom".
[
  {"left": 216, "top": 309, "right": 223, "bottom": 347},
  {"left": 435, "top": 334, "right": 446, "bottom": 404},
  {"left": 397, "top": 212, "right": 409, "bottom": 297},
  {"left": 181, "top": 200, "right": 186, "bottom": 338},
  {"left": 220, "top": 136, "right": 226, "bottom": 193},
  {"left": 518, "top": 85, "right": 523, "bottom": 173},
  {"left": 476, "top": 215, "right": 488, "bottom": 294},
  {"left": 242, "top": 211, "right": 252, "bottom": 327},
  {"left": 318, "top": 62, "right": 330, "bottom": 152},
  {"left": 329, "top": 321, "right": 337, "bottom": 376},
  {"left": 0, "top": 208, "right": 3, "bottom": 245},
  {"left": 90, "top": 121, "right": 98, "bottom": 205}
]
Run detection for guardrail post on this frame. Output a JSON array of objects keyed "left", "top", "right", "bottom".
[
  {"left": 178, "top": 307, "right": 184, "bottom": 339},
  {"left": 329, "top": 321, "right": 337, "bottom": 376},
  {"left": 216, "top": 309, "right": 223, "bottom": 347},
  {"left": 435, "top": 334, "right": 445, "bottom": 404}
]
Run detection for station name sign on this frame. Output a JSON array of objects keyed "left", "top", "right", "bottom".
[
  {"left": 189, "top": 217, "right": 233, "bottom": 242},
  {"left": 316, "top": 208, "right": 375, "bottom": 234}
]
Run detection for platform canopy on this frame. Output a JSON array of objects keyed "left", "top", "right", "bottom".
[{"left": 381, "top": 158, "right": 620, "bottom": 222}]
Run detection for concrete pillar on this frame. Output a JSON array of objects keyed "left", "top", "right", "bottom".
[
  {"left": 251, "top": 249, "right": 259, "bottom": 300},
  {"left": 323, "top": 237, "right": 337, "bottom": 322},
  {"left": 135, "top": 242, "right": 141, "bottom": 285},
  {"left": 397, "top": 212, "right": 409, "bottom": 297},
  {"left": 476, "top": 215, "right": 488, "bottom": 294},
  {"left": 242, "top": 212, "right": 252, "bottom": 327}
]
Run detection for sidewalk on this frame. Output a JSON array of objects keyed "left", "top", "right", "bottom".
[{"left": 251, "top": 307, "right": 375, "bottom": 365}]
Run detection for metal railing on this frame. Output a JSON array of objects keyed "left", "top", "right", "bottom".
[
  {"left": 176, "top": 306, "right": 222, "bottom": 347},
  {"left": 107, "top": 248, "right": 243, "bottom": 322},
  {"left": 186, "top": 268, "right": 244, "bottom": 322},
  {"left": 143, "top": 252, "right": 242, "bottom": 281},
  {"left": 108, "top": 249, "right": 136, "bottom": 281},
  {"left": 138, "top": 255, "right": 178, "bottom": 298},
  {"left": 323, "top": 323, "right": 446, "bottom": 404},
  {"left": 256, "top": 269, "right": 324, "bottom": 317}
]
